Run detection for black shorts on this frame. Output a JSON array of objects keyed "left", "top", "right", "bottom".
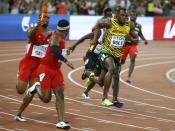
[
  {"left": 99, "top": 52, "right": 121, "bottom": 70},
  {"left": 84, "top": 52, "right": 101, "bottom": 71}
]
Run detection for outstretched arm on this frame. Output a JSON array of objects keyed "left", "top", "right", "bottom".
[
  {"left": 91, "top": 18, "right": 111, "bottom": 45},
  {"left": 69, "top": 32, "right": 94, "bottom": 52},
  {"left": 28, "top": 0, "right": 47, "bottom": 43},
  {"left": 139, "top": 25, "right": 148, "bottom": 45},
  {"left": 50, "top": 34, "right": 74, "bottom": 69}
]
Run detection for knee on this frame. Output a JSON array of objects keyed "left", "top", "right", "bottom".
[
  {"left": 16, "top": 85, "right": 26, "bottom": 94},
  {"left": 130, "top": 58, "right": 136, "bottom": 63},
  {"left": 108, "top": 67, "right": 116, "bottom": 75},
  {"left": 42, "top": 97, "right": 51, "bottom": 103}
]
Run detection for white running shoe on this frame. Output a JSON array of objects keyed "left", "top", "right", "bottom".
[
  {"left": 82, "top": 93, "right": 90, "bottom": 99},
  {"left": 26, "top": 82, "right": 40, "bottom": 97},
  {"left": 15, "top": 115, "right": 27, "bottom": 122},
  {"left": 56, "top": 121, "right": 71, "bottom": 130}
]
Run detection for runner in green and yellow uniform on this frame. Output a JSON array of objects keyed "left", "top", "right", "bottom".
[{"left": 91, "top": 8, "right": 136, "bottom": 107}]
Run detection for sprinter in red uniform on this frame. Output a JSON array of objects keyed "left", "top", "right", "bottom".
[
  {"left": 26, "top": 19, "right": 74, "bottom": 130},
  {"left": 15, "top": 12, "right": 51, "bottom": 121},
  {"left": 122, "top": 11, "right": 148, "bottom": 83}
]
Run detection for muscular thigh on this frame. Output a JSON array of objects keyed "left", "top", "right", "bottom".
[
  {"left": 129, "top": 45, "right": 138, "bottom": 57},
  {"left": 37, "top": 64, "right": 54, "bottom": 89},
  {"left": 52, "top": 69, "right": 64, "bottom": 89},
  {"left": 18, "top": 57, "right": 39, "bottom": 82}
]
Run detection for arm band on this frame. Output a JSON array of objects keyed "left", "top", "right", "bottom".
[{"left": 51, "top": 45, "right": 67, "bottom": 63}]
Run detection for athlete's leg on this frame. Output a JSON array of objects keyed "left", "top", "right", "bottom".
[
  {"left": 127, "top": 55, "right": 136, "bottom": 81},
  {"left": 112, "top": 65, "right": 124, "bottom": 108},
  {"left": 54, "top": 87, "right": 70, "bottom": 129},
  {"left": 112, "top": 65, "right": 120, "bottom": 102},
  {"left": 53, "top": 87, "right": 64, "bottom": 122},
  {"left": 90, "top": 69, "right": 106, "bottom": 87},
  {"left": 16, "top": 80, "right": 28, "bottom": 94},
  {"left": 16, "top": 80, "right": 37, "bottom": 117},
  {"left": 26, "top": 76, "right": 52, "bottom": 103},
  {"left": 103, "top": 57, "right": 116, "bottom": 100},
  {"left": 127, "top": 45, "right": 138, "bottom": 82},
  {"left": 34, "top": 83, "right": 52, "bottom": 103}
]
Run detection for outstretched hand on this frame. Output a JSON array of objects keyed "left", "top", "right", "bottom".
[
  {"left": 68, "top": 45, "right": 75, "bottom": 52},
  {"left": 144, "top": 40, "right": 148, "bottom": 45}
]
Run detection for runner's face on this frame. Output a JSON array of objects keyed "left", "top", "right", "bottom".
[
  {"left": 42, "top": 16, "right": 49, "bottom": 28},
  {"left": 117, "top": 10, "right": 126, "bottom": 25},
  {"left": 105, "top": 11, "right": 112, "bottom": 18},
  {"left": 130, "top": 12, "right": 137, "bottom": 21}
]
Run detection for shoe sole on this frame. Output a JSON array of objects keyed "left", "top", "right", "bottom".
[{"left": 56, "top": 126, "right": 71, "bottom": 130}]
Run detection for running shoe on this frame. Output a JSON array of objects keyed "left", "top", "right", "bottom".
[
  {"left": 26, "top": 82, "right": 40, "bottom": 97},
  {"left": 82, "top": 92, "right": 90, "bottom": 99},
  {"left": 15, "top": 115, "right": 27, "bottom": 122},
  {"left": 101, "top": 99, "right": 113, "bottom": 107},
  {"left": 113, "top": 101, "right": 124, "bottom": 108},
  {"left": 89, "top": 72, "right": 95, "bottom": 78},
  {"left": 126, "top": 80, "right": 131, "bottom": 83},
  {"left": 56, "top": 121, "right": 71, "bottom": 130}
]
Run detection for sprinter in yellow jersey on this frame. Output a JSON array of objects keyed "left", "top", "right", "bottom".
[{"left": 91, "top": 8, "right": 136, "bottom": 107}]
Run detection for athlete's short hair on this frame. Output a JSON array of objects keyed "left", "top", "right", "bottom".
[
  {"left": 57, "top": 19, "right": 70, "bottom": 31},
  {"left": 103, "top": 7, "right": 112, "bottom": 15}
]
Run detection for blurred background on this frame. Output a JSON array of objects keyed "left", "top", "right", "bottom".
[
  {"left": 0, "top": 0, "right": 174, "bottom": 41},
  {"left": 0, "top": 0, "right": 175, "bottom": 17}
]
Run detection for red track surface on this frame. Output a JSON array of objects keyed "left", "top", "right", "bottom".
[{"left": 0, "top": 40, "right": 175, "bottom": 131}]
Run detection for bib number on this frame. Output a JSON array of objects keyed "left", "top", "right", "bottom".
[
  {"left": 110, "top": 36, "right": 125, "bottom": 48},
  {"left": 31, "top": 45, "right": 48, "bottom": 58},
  {"left": 39, "top": 73, "right": 45, "bottom": 82}
]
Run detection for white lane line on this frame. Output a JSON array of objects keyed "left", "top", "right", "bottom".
[
  {"left": 0, "top": 49, "right": 25, "bottom": 52},
  {"left": 145, "top": 111, "right": 157, "bottom": 114},
  {"left": 0, "top": 127, "right": 15, "bottom": 131},
  {"left": 75, "top": 117, "right": 88, "bottom": 121},
  {"left": 7, "top": 95, "right": 18, "bottom": 98},
  {"left": 68, "top": 109, "right": 81, "bottom": 112},
  {"left": 133, "top": 117, "right": 146, "bottom": 120},
  {"left": 166, "top": 68, "right": 175, "bottom": 84},
  {"left": 8, "top": 101, "right": 20, "bottom": 104},
  {"left": 68, "top": 66, "right": 175, "bottom": 112},
  {"left": 144, "top": 99, "right": 163, "bottom": 102},
  {"left": 120, "top": 61, "right": 175, "bottom": 100},
  {"left": 81, "top": 128, "right": 95, "bottom": 131},
  {"left": 15, "top": 128, "right": 28, "bottom": 131},
  {"left": 0, "top": 112, "right": 86, "bottom": 131},
  {"left": 65, "top": 96, "right": 175, "bottom": 123},
  {"left": 111, "top": 114, "right": 124, "bottom": 117},
  {"left": 5, "top": 89, "right": 14, "bottom": 92},
  {"left": 31, "top": 112, "right": 44, "bottom": 115},
  {"left": 90, "top": 112, "right": 100, "bottom": 114},
  {"left": 0, "top": 58, "right": 20, "bottom": 63},
  {"left": 0, "top": 95, "right": 159, "bottom": 131},
  {"left": 0, "top": 53, "right": 23, "bottom": 57}
]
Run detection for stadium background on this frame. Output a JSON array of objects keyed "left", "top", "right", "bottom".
[{"left": 0, "top": 0, "right": 175, "bottom": 131}]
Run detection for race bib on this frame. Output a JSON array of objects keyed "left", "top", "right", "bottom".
[
  {"left": 110, "top": 36, "right": 125, "bottom": 48},
  {"left": 94, "top": 44, "right": 102, "bottom": 54},
  {"left": 31, "top": 44, "right": 48, "bottom": 58}
]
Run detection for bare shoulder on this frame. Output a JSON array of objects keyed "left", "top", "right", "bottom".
[{"left": 50, "top": 32, "right": 61, "bottom": 46}]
